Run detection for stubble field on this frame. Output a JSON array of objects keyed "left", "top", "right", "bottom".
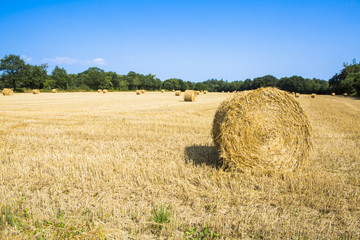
[{"left": 0, "top": 91, "right": 359, "bottom": 239}]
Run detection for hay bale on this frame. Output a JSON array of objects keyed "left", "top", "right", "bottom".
[
  {"left": 32, "top": 89, "right": 40, "bottom": 94},
  {"left": 343, "top": 93, "right": 348, "bottom": 96},
  {"left": 51, "top": 89, "right": 57, "bottom": 93},
  {"left": 136, "top": 90, "right": 142, "bottom": 95},
  {"left": 175, "top": 90, "right": 181, "bottom": 96},
  {"left": 98, "top": 89, "right": 102, "bottom": 93},
  {"left": 331, "top": 93, "right": 335, "bottom": 96},
  {"left": 184, "top": 90, "right": 196, "bottom": 102},
  {"left": 204, "top": 90, "right": 208, "bottom": 94},
  {"left": 2, "top": 88, "right": 14, "bottom": 96},
  {"left": 295, "top": 93, "right": 300, "bottom": 98},
  {"left": 103, "top": 89, "right": 108, "bottom": 93},
  {"left": 311, "top": 93, "right": 316, "bottom": 98},
  {"left": 212, "top": 87, "right": 312, "bottom": 171},
  {"left": 196, "top": 91, "right": 200, "bottom": 96},
  {"left": 141, "top": 90, "right": 145, "bottom": 94},
  {"left": 161, "top": 89, "right": 165, "bottom": 93}
]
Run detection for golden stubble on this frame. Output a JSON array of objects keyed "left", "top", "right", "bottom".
[{"left": 0, "top": 92, "right": 359, "bottom": 239}]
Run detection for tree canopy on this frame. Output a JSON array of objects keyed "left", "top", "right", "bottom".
[{"left": 1, "top": 54, "right": 359, "bottom": 95}]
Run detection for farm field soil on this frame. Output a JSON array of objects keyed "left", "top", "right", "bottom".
[{"left": 0, "top": 92, "right": 359, "bottom": 239}]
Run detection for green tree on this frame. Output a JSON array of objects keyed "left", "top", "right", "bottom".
[
  {"left": 0, "top": 54, "right": 26, "bottom": 89},
  {"left": 100, "top": 76, "right": 113, "bottom": 90},
  {"left": 52, "top": 66, "right": 69, "bottom": 89},
  {"left": 23, "top": 64, "right": 48, "bottom": 89}
]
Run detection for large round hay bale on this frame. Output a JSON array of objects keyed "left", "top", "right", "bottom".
[
  {"left": 331, "top": 93, "right": 335, "bottom": 96},
  {"left": 136, "top": 90, "right": 142, "bottom": 95},
  {"left": 2, "top": 88, "right": 14, "bottom": 96},
  {"left": 311, "top": 93, "right": 316, "bottom": 98},
  {"left": 51, "top": 89, "right": 57, "bottom": 93},
  {"left": 33, "top": 89, "right": 40, "bottom": 94},
  {"left": 175, "top": 90, "right": 181, "bottom": 96},
  {"left": 295, "top": 93, "right": 300, "bottom": 98},
  {"left": 98, "top": 89, "right": 102, "bottom": 93},
  {"left": 141, "top": 90, "right": 145, "bottom": 94},
  {"left": 103, "top": 89, "right": 108, "bottom": 93},
  {"left": 204, "top": 90, "right": 208, "bottom": 94},
  {"left": 212, "top": 87, "right": 312, "bottom": 171},
  {"left": 184, "top": 90, "right": 196, "bottom": 102}
]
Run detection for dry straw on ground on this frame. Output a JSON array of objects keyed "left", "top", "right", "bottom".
[
  {"left": 175, "top": 90, "right": 181, "bottom": 96},
  {"left": 51, "top": 89, "right": 57, "bottom": 93},
  {"left": 136, "top": 90, "right": 142, "bottom": 95},
  {"left": 311, "top": 93, "right": 316, "bottom": 98},
  {"left": 32, "top": 89, "right": 40, "bottom": 94},
  {"left": 2, "top": 88, "right": 14, "bottom": 96},
  {"left": 212, "top": 87, "right": 312, "bottom": 172},
  {"left": 184, "top": 90, "right": 196, "bottom": 102}
]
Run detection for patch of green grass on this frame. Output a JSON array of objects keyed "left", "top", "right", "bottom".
[
  {"left": 185, "top": 225, "right": 221, "bottom": 240},
  {"left": 151, "top": 204, "right": 171, "bottom": 232}
]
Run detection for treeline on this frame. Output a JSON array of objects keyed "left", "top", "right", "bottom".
[{"left": 1, "top": 54, "right": 359, "bottom": 95}]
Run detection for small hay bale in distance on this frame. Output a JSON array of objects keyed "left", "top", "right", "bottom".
[
  {"left": 196, "top": 91, "right": 200, "bottom": 96},
  {"left": 161, "top": 89, "right": 165, "bottom": 93},
  {"left": 295, "top": 93, "right": 300, "bottom": 98},
  {"left": 184, "top": 90, "right": 196, "bottom": 102},
  {"left": 136, "top": 90, "right": 142, "bottom": 95},
  {"left": 98, "top": 89, "right": 102, "bottom": 93},
  {"left": 141, "top": 90, "right": 145, "bottom": 94},
  {"left": 212, "top": 87, "right": 312, "bottom": 172},
  {"left": 51, "top": 89, "right": 57, "bottom": 93},
  {"left": 175, "top": 90, "right": 181, "bottom": 96},
  {"left": 204, "top": 90, "right": 208, "bottom": 94},
  {"left": 331, "top": 93, "right": 335, "bottom": 96},
  {"left": 103, "top": 89, "right": 108, "bottom": 93},
  {"left": 2, "top": 88, "right": 14, "bottom": 96},
  {"left": 32, "top": 89, "right": 40, "bottom": 94},
  {"left": 343, "top": 93, "right": 348, "bottom": 96},
  {"left": 311, "top": 93, "right": 316, "bottom": 98}
]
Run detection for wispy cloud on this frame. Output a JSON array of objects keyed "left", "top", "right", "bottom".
[
  {"left": 21, "top": 55, "right": 32, "bottom": 62},
  {"left": 92, "top": 58, "right": 105, "bottom": 65},
  {"left": 42, "top": 57, "right": 106, "bottom": 66}
]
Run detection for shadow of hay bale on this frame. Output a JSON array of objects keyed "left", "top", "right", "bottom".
[{"left": 184, "top": 145, "right": 224, "bottom": 169}]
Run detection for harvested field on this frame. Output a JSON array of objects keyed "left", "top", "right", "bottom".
[{"left": 0, "top": 92, "right": 359, "bottom": 239}]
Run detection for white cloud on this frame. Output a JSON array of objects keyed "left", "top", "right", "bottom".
[
  {"left": 92, "top": 58, "right": 105, "bottom": 65},
  {"left": 42, "top": 57, "right": 106, "bottom": 66},
  {"left": 21, "top": 55, "right": 32, "bottom": 62}
]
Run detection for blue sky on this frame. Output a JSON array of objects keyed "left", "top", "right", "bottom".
[{"left": 1, "top": 0, "right": 359, "bottom": 82}]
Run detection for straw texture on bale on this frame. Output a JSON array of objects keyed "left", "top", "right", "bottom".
[
  {"left": 136, "top": 90, "right": 142, "bottom": 95},
  {"left": 103, "top": 89, "right": 108, "bottom": 93},
  {"left": 98, "top": 89, "right": 102, "bottom": 93},
  {"left": 33, "top": 89, "right": 40, "bottom": 94},
  {"left": 311, "top": 93, "right": 316, "bottom": 98},
  {"left": 2, "top": 88, "right": 14, "bottom": 96},
  {"left": 212, "top": 87, "right": 312, "bottom": 171},
  {"left": 331, "top": 93, "right": 335, "bottom": 96},
  {"left": 51, "top": 89, "right": 57, "bottom": 93},
  {"left": 175, "top": 90, "right": 181, "bottom": 96},
  {"left": 295, "top": 93, "right": 300, "bottom": 98},
  {"left": 184, "top": 90, "right": 196, "bottom": 102}
]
